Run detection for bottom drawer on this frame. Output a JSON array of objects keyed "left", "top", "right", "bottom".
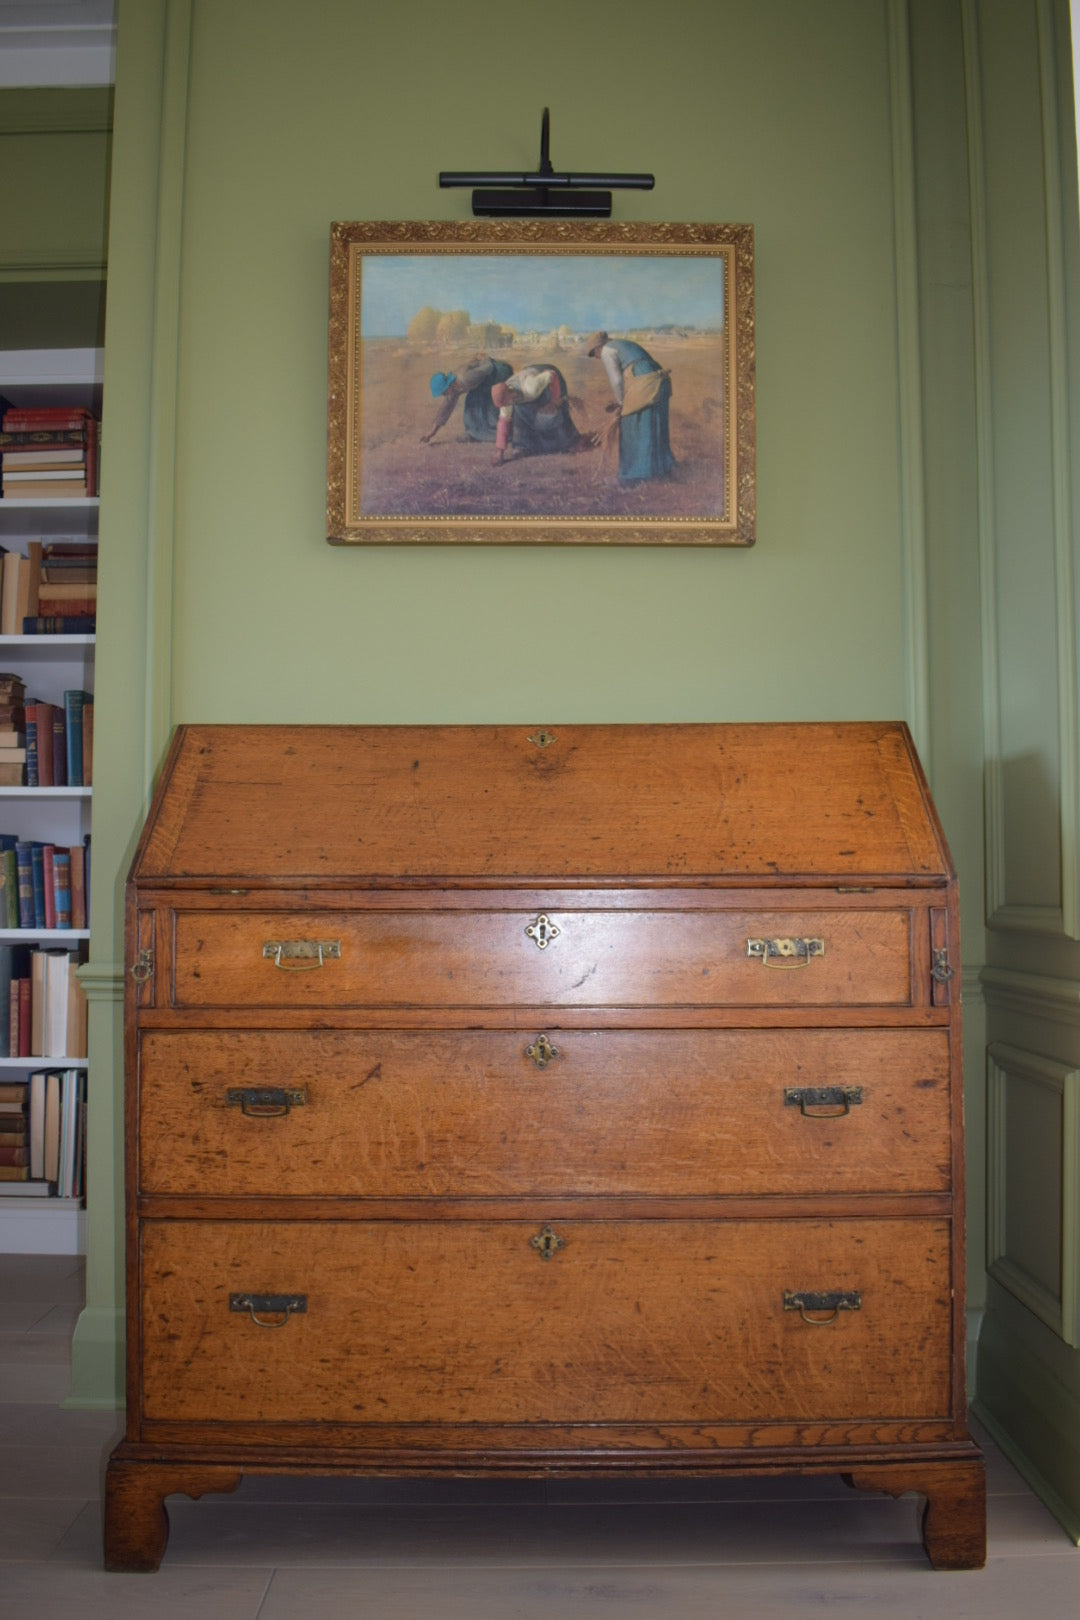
[{"left": 140, "top": 1218, "right": 953, "bottom": 1426}]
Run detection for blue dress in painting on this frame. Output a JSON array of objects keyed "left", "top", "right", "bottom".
[
  {"left": 603, "top": 339, "right": 674, "bottom": 482},
  {"left": 461, "top": 357, "right": 512, "bottom": 440}
]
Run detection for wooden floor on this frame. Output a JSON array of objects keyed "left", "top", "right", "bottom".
[{"left": 1, "top": 1255, "right": 1077, "bottom": 1619}]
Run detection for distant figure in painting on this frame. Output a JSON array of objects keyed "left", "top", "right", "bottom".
[
  {"left": 421, "top": 355, "right": 513, "bottom": 444},
  {"left": 490, "top": 364, "right": 590, "bottom": 465},
  {"left": 585, "top": 331, "right": 674, "bottom": 482}
]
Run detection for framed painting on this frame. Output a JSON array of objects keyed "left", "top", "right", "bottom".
[{"left": 326, "top": 220, "right": 754, "bottom": 546}]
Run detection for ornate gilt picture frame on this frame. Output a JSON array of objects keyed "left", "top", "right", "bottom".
[{"left": 326, "top": 220, "right": 754, "bottom": 546}]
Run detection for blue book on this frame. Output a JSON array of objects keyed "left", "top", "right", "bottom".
[
  {"left": 24, "top": 705, "right": 38, "bottom": 788},
  {"left": 63, "top": 691, "right": 90, "bottom": 786},
  {"left": 14, "top": 842, "right": 34, "bottom": 929},
  {"left": 29, "top": 844, "right": 45, "bottom": 929}
]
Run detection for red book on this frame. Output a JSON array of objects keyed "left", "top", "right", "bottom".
[
  {"left": 50, "top": 708, "right": 67, "bottom": 787},
  {"left": 41, "top": 844, "right": 56, "bottom": 929},
  {"left": 0, "top": 1144, "right": 29, "bottom": 1166},
  {"left": 17, "top": 978, "right": 31, "bottom": 1058},
  {"left": 85, "top": 417, "right": 99, "bottom": 497},
  {"left": 1, "top": 408, "right": 93, "bottom": 431}
]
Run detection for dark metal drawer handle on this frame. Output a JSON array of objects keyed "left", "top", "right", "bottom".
[
  {"left": 262, "top": 939, "right": 342, "bottom": 971},
  {"left": 747, "top": 937, "right": 825, "bottom": 968},
  {"left": 783, "top": 1289, "right": 861, "bottom": 1325},
  {"left": 226, "top": 1087, "right": 307, "bottom": 1117},
  {"left": 229, "top": 1293, "right": 307, "bottom": 1328},
  {"left": 784, "top": 1085, "right": 863, "bottom": 1118}
]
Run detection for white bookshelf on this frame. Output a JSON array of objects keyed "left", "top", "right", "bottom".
[{"left": 0, "top": 347, "right": 99, "bottom": 1253}]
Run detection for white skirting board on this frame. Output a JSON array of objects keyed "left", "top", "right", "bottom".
[{"left": 0, "top": 1197, "right": 86, "bottom": 1254}]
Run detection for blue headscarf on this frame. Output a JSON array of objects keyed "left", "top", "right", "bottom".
[{"left": 430, "top": 371, "right": 456, "bottom": 398}]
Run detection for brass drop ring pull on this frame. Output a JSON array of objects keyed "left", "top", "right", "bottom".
[
  {"left": 130, "top": 948, "right": 154, "bottom": 984},
  {"left": 747, "top": 937, "right": 825, "bottom": 968},
  {"left": 784, "top": 1085, "right": 862, "bottom": 1118},
  {"left": 262, "top": 940, "right": 342, "bottom": 971},
  {"left": 783, "top": 1289, "right": 861, "bottom": 1325},
  {"left": 229, "top": 1292, "right": 307, "bottom": 1328},
  {"left": 226, "top": 1087, "right": 307, "bottom": 1117}
]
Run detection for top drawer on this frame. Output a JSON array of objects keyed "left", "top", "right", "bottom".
[{"left": 162, "top": 903, "right": 917, "bottom": 1010}]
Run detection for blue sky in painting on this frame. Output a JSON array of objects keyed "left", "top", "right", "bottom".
[{"left": 360, "top": 253, "right": 725, "bottom": 336}]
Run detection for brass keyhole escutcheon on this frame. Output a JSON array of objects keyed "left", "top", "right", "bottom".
[
  {"left": 530, "top": 1224, "right": 565, "bottom": 1261},
  {"left": 525, "top": 1034, "right": 560, "bottom": 1069},
  {"left": 525, "top": 914, "right": 560, "bottom": 950},
  {"left": 528, "top": 729, "right": 557, "bottom": 748}
]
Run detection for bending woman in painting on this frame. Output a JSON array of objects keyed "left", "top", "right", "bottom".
[
  {"left": 490, "top": 364, "right": 589, "bottom": 464},
  {"left": 421, "top": 354, "right": 513, "bottom": 444},
  {"left": 585, "top": 331, "right": 674, "bottom": 482}
]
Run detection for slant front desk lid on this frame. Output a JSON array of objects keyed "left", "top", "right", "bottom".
[{"left": 132, "top": 722, "right": 951, "bottom": 887}]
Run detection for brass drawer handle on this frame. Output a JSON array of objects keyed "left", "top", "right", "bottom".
[
  {"left": 229, "top": 1293, "right": 308, "bottom": 1328},
  {"left": 525, "top": 914, "right": 560, "bottom": 950},
  {"left": 525, "top": 1034, "right": 560, "bottom": 1069},
  {"left": 131, "top": 948, "right": 154, "bottom": 984},
  {"left": 262, "top": 939, "right": 341, "bottom": 971},
  {"left": 783, "top": 1289, "right": 861, "bottom": 1325},
  {"left": 226, "top": 1087, "right": 307, "bottom": 1117},
  {"left": 530, "top": 1224, "right": 565, "bottom": 1261},
  {"left": 784, "top": 1085, "right": 862, "bottom": 1118},
  {"left": 747, "top": 936, "right": 825, "bottom": 968}
]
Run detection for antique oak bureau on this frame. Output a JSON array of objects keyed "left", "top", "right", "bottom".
[{"left": 104, "top": 722, "right": 985, "bottom": 1571}]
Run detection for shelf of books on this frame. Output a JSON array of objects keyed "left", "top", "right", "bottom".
[{"left": 0, "top": 349, "right": 98, "bottom": 1254}]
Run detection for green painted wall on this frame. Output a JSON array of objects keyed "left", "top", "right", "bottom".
[
  {"left": 78, "top": 0, "right": 997, "bottom": 1435},
  {"left": 171, "top": 0, "right": 905, "bottom": 726}
]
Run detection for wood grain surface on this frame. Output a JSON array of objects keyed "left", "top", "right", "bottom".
[
  {"left": 139, "top": 1216, "right": 953, "bottom": 1426},
  {"left": 137, "top": 1027, "right": 952, "bottom": 1198}
]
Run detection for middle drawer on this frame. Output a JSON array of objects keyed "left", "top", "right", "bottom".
[{"left": 137, "top": 1028, "right": 952, "bottom": 1198}]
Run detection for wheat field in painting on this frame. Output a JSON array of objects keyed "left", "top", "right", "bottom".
[{"left": 357, "top": 332, "right": 726, "bottom": 524}]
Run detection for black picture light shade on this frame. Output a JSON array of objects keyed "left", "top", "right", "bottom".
[{"left": 438, "top": 110, "right": 654, "bottom": 219}]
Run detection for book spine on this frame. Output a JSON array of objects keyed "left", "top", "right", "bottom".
[
  {"left": 69, "top": 844, "right": 86, "bottom": 930},
  {"left": 20, "top": 617, "right": 96, "bottom": 635},
  {"left": 14, "top": 843, "right": 34, "bottom": 928},
  {"left": 1, "top": 411, "right": 92, "bottom": 431},
  {"left": 63, "top": 692, "right": 85, "bottom": 785},
  {"left": 18, "top": 978, "right": 31, "bottom": 1057},
  {"left": 82, "top": 702, "right": 93, "bottom": 786},
  {"left": 24, "top": 705, "right": 38, "bottom": 788},
  {"left": 0, "top": 429, "right": 91, "bottom": 448},
  {"left": 30, "top": 844, "right": 45, "bottom": 929},
  {"left": 52, "top": 850, "right": 71, "bottom": 929},
  {"left": 0, "top": 848, "right": 18, "bottom": 928},
  {"left": 42, "top": 845, "right": 56, "bottom": 930},
  {"left": 8, "top": 977, "right": 17, "bottom": 1057},
  {"left": 85, "top": 417, "right": 99, "bottom": 497},
  {"left": 51, "top": 709, "right": 67, "bottom": 787},
  {"left": 35, "top": 703, "right": 53, "bottom": 786},
  {"left": 35, "top": 598, "right": 96, "bottom": 618}
]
